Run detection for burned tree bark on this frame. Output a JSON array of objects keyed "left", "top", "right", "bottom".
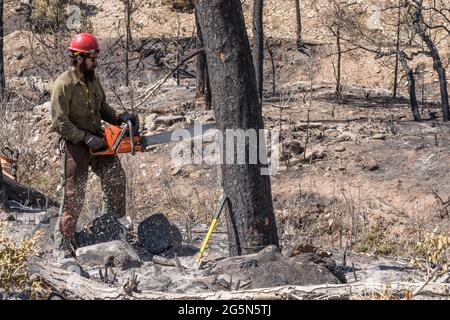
[
  {"left": 252, "top": 0, "right": 264, "bottom": 102},
  {"left": 411, "top": 1, "right": 449, "bottom": 121},
  {"left": 195, "top": 10, "right": 212, "bottom": 110},
  {"left": 0, "top": 0, "right": 6, "bottom": 99},
  {"left": 196, "top": 0, "right": 279, "bottom": 256},
  {"left": 294, "top": 0, "right": 302, "bottom": 45},
  {"left": 399, "top": 52, "right": 421, "bottom": 122},
  {"left": 393, "top": 0, "right": 402, "bottom": 99},
  {"left": 0, "top": 166, "right": 6, "bottom": 208}
]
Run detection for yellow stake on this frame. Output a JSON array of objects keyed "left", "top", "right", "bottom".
[
  {"left": 195, "top": 194, "right": 227, "bottom": 263},
  {"left": 196, "top": 218, "right": 218, "bottom": 262}
]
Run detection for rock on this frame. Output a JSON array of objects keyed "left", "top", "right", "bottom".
[
  {"left": 251, "top": 257, "right": 343, "bottom": 288},
  {"left": 59, "top": 258, "right": 90, "bottom": 278},
  {"left": 334, "top": 145, "right": 346, "bottom": 152},
  {"left": 15, "top": 52, "right": 24, "bottom": 60},
  {"left": 73, "top": 214, "right": 127, "bottom": 248},
  {"left": 372, "top": 133, "right": 387, "bottom": 140},
  {"left": 366, "top": 158, "right": 379, "bottom": 171},
  {"left": 155, "top": 115, "right": 185, "bottom": 126},
  {"left": 284, "top": 140, "right": 304, "bottom": 155},
  {"left": 302, "top": 147, "right": 326, "bottom": 162},
  {"left": 138, "top": 213, "right": 183, "bottom": 254},
  {"left": 189, "top": 170, "right": 204, "bottom": 179},
  {"left": 170, "top": 165, "right": 184, "bottom": 176},
  {"left": 285, "top": 243, "right": 316, "bottom": 256},
  {"left": 337, "top": 132, "right": 355, "bottom": 142},
  {"left": 118, "top": 216, "right": 134, "bottom": 232},
  {"left": 75, "top": 240, "right": 141, "bottom": 270}
]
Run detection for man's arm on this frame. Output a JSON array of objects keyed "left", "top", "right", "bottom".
[{"left": 51, "top": 80, "right": 86, "bottom": 143}]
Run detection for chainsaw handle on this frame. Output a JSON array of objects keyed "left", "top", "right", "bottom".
[{"left": 127, "top": 120, "right": 135, "bottom": 156}]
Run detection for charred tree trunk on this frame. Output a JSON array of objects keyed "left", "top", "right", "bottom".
[
  {"left": 0, "top": 0, "right": 6, "bottom": 99},
  {"left": 195, "top": 10, "right": 212, "bottom": 110},
  {"left": 204, "top": 65, "right": 212, "bottom": 110},
  {"left": 294, "top": 0, "right": 302, "bottom": 44},
  {"left": 399, "top": 52, "right": 421, "bottom": 122},
  {"left": 195, "top": 11, "right": 206, "bottom": 99},
  {"left": 335, "top": 24, "right": 342, "bottom": 101},
  {"left": 252, "top": 0, "right": 264, "bottom": 102},
  {"left": 196, "top": 0, "right": 279, "bottom": 256},
  {"left": 0, "top": 166, "right": 6, "bottom": 207},
  {"left": 412, "top": 3, "right": 449, "bottom": 121},
  {"left": 265, "top": 39, "right": 276, "bottom": 94},
  {"left": 125, "top": 0, "right": 132, "bottom": 86},
  {"left": 393, "top": 0, "right": 401, "bottom": 99}
]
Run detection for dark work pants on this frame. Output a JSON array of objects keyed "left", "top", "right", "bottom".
[{"left": 54, "top": 141, "right": 126, "bottom": 248}]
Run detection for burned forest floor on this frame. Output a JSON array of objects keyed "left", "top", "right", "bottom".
[
  {"left": 2, "top": 0, "right": 450, "bottom": 300},
  {"left": 3, "top": 79, "right": 450, "bottom": 300}
]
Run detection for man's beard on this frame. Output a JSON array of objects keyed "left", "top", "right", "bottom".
[{"left": 80, "top": 60, "right": 96, "bottom": 81}]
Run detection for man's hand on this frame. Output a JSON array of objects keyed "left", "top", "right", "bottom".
[
  {"left": 84, "top": 134, "right": 107, "bottom": 152},
  {"left": 119, "top": 112, "right": 139, "bottom": 132}
]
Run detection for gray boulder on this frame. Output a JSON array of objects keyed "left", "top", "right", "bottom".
[
  {"left": 75, "top": 240, "right": 141, "bottom": 270},
  {"left": 251, "top": 257, "right": 343, "bottom": 289}
]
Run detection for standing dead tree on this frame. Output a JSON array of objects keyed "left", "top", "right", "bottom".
[
  {"left": 320, "top": 0, "right": 356, "bottom": 102},
  {"left": 119, "top": 0, "right": 145, "bottom": 86},
  {"left": 0, "top": 163, "right": 6, "bottom": 208},
  {"left": 195, "top": 9, "right": 211, "bottom": 109},
  {"left": 252, "top": 0, "right": 264, "bottom": 102},
  {"left": 398, "top": 51, "right": 422, "bottom": 121},
  {"left": 393, "top": 0, "right": 402, "bottom": 99},
  {"left": 321, "top": 0, "right": 425, "bottom": 121},
  {"left": 25, "top": 0, "right": 93, "bottom": 78},
  {"left": 196, "top": 0, "right": 279, "bottom": 256},
  {"left": 294, "top": 0, "right": 302, "bottom": 45},
  {"left": 408, "top": 0, "right": 449, "bottom": 121},
  {"left": 0, "top": 0, "right": 5, "bottom": 99}
]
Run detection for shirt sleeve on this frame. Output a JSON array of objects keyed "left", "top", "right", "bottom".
[{"left": 51, "top": 80, "right": 86, "bottom": 143}]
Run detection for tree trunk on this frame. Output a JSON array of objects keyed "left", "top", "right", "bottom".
[
  {"left": 0, "top": 165, "right": 6, "bottom": 208},
  {"left": 0, "top": 0, "right": 6, "bottom": 99},
  {"left": 294, "top": 0, "right": 302, "bottom": 44},
  {"left": 335, "top": 24, "right": 342, "bottom": 101},
  {"left": 399, "top": 52, "right": 421, "bottom": 122},
  {"left": 392, "top": 0, "right": 401, "bottom": 99},
  {"left": 412, "top": 3, "right": 449, "bottom": 121},
  {"left": 195, "top": 9, "right": 211, "bottom": 110},
  {"left": 125, "top": 0, "right": 132, "bottom": 87},
  {"left": 265, "top": 39, "right": 276, "bottom": 94},
  {"left": 196, "top": 0, "right": 279, "bottom": 256},
  {"left": 252, "top": 0, "right": 264, "bottom": 103},
  {"left": 195, "top": 10, "right": 206, "bottom": 99},
  {"left": 204, "top": 65, "right": 212, "bottom": 110}
]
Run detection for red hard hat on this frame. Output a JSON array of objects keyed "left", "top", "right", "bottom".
[{"left": 68, "top": 33, "right": 100, "bottom": 54}]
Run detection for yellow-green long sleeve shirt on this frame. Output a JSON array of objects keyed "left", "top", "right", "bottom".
[{"left": 51, "top": 69, "right": 122, "bottom": 143}]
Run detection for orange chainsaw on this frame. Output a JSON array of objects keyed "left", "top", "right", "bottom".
[{"left": 91, "top": 120, "right": 217, "bottom": 156}]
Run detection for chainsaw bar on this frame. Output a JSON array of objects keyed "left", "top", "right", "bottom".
[{"left": 141, "top": 123, "right": 218, "bottom": 149}]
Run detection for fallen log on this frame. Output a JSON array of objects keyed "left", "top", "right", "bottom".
[
  {"left": 3, "top": 175, "right": 58, "bottom": 209},
  {"left": 29, "top": 258, "right": 450, "bottom": 300}
]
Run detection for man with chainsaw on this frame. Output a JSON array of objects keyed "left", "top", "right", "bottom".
[{"left": 51, "top": 33, "right": 138, "bottom": 258}]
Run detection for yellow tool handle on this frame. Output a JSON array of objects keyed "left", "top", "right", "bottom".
[{"left": 196, "top": 218, "right": 218, "bottom": 262}]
